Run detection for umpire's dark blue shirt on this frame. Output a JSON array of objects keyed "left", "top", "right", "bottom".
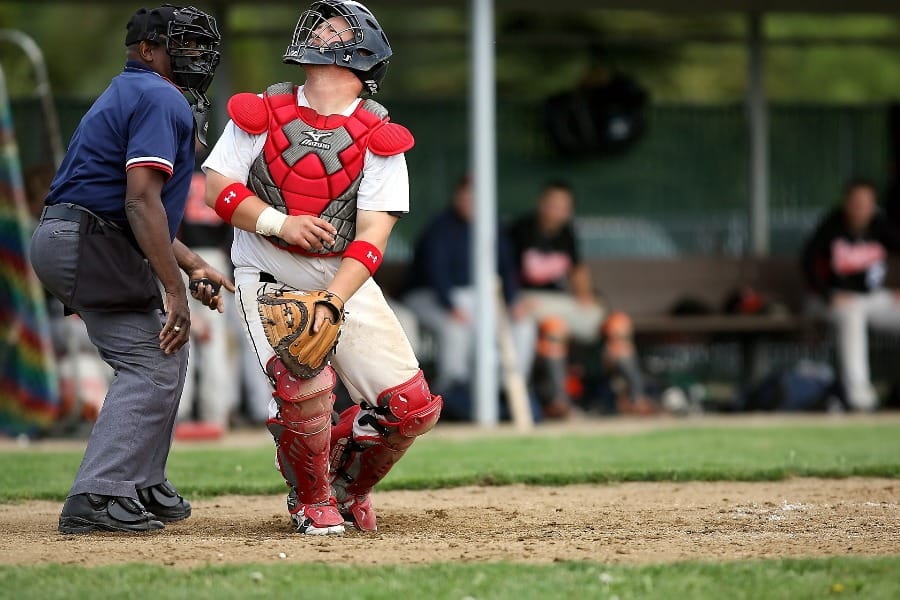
[{"left": 45, "top": 61, "right": 195, "bottom": 240}]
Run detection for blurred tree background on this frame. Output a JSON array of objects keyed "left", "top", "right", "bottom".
[
  {"left": 1, "top": 3, "right": 899, "bottom": 257},
  {"left": 1, "top": 4, "right": 899, "bottom": 102}
]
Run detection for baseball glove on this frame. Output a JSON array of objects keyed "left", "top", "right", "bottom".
[{"left": 257, "top": 289, "right": 345, "bottom": 379}]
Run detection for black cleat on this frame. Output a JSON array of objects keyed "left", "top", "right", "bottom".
[
  {"left": 58, "top": 493, "right": 164, "bottom": 534},
  {"left": 137, "top": 480, "right": 192, "bottom": 522}
]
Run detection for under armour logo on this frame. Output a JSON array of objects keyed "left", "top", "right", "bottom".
[
  {"left": 224, "top": 190, "right": 236, "bottom": 204},
  {"left": 366, "top": 251, "right": 379, "bottom": 264},
  {"left": 300, "top": 130, "right": 334, "bottom": 150}
]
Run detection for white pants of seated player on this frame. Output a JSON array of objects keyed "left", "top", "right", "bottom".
[
  {"left": 233, "top": 256, "right": 420, "bottom": 442},
  {"left": 518, "top": 289, "right": 606, "bottom": 344},
  {"left": 178, "top": 247, "right": 239, "bottom": 427},
  {"left": 824, "top": 289, "right": 900, "bottom": 411},
  {"left": 405, "top": 287, "right": 537, "bottom": 394}
]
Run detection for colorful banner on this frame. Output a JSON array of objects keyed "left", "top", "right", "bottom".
[{"left": 0, "top": 65, "right": 59, "bottom": 437}]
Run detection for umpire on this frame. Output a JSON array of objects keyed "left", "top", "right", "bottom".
[{"left": 29, "top": 5, "right": 233, "bottom": 533}]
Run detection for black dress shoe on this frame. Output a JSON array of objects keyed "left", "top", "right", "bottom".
[
  {"left": 58, "top": 494, "right": 164, "bottom": 534},
  {"left": 137, "top": 480, "right": 192, "bottom": 522}
]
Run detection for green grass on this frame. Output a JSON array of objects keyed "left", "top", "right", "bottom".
[
  {"left": 1, "top": 422, "right": 898, "bottom": 502},
  {"left": 0, "top": 556, "right": 898, "bottom": 599}
]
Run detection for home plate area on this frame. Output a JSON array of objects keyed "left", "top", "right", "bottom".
[{"left": 0, "top": 478, "right": 897, "bottom": 567}]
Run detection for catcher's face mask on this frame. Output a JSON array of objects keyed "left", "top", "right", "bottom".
[
  {"left": 164, "top": 6, "right": 221, "bottom": 98},
  {"left": 283, "top": 0, "right": 392, "bottom": 95}
]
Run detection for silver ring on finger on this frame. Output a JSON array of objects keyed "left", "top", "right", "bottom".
[{"left": 173, "top": 326, "right": 181, "bottom": 332}]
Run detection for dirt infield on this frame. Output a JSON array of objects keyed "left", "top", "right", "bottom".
[{"left": 1, "top": 478, "right": 897, "bottom": 567}]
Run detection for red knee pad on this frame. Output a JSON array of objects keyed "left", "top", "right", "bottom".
[
  {"left": 267, "top": 357, "right": 337, "bottom": 404},
  {"left": 376, "top": 370, "right": 442, "bottom": 438}
]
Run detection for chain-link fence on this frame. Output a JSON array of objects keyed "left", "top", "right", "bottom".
[{"left": 9, "top": 97, "right": 893, "bottom": 258}]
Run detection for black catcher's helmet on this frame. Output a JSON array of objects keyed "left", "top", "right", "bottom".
[{"left": 283, "top": 0, "right": 392, "bottom": 95}]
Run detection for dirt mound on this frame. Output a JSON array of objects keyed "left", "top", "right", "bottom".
[{"left": 0, "top": 478, "right": 897, "bottom": 567}]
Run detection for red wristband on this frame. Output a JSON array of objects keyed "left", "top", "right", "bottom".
[
  {"left": 214, "top": 182, "right": 254, "bottom": 224},
  {"left": 343, "top": 240, "right": 383, "bottom": 276}
]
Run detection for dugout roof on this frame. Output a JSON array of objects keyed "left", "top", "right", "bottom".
[{"left": 26, "top": 0, "right": 900, "bottom": 12}]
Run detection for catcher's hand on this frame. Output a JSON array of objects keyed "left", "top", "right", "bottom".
[{"left": 257, "top": 289, "right": 344, "bottom": 379}]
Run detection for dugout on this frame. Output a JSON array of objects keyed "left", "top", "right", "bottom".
[{"left": 3, "top": 1, "right": 900, "bottom": 427}]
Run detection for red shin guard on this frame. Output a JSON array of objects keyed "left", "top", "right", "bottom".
[
  {"left": 266, "top": 359, "right": 337, "bottom": 506},
  {"left": 329, "top": 372, "right": 442, "bottom": 531}
]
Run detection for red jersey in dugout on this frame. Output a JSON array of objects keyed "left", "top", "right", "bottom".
[
  {"left": 183, "top": 172, "right": 221, "bottom": 226},
  {"left": 227, "top": 82, "right": 414, "bottom": 256}
]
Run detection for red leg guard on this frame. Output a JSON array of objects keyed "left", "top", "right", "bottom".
[
  {"left": 329, "top": 372, "right": 442, "bottom": 531},
  {"left": 377, "top": 369, "right": 443, "bottom": 437},
  {"left": 266, "top": 359, "right": 338, "bottom": 510}
]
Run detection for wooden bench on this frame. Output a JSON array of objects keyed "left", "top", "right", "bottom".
[
  {"left": 590, "top": 257, "right": 900, "bottom": 385},
  {"left": 377, "top": 256, "right": 819, "bottom": 331},
  {"left": 588, "top": 257, "right": 808, "bottom": 321},
  {"left": 375, "top": 256, "right": 900, "bottom": 383},
  {"left": 585, "top": 257, "right": 821, "bottom": 382}
]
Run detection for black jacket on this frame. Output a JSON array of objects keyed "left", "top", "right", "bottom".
[{"left": 801, "top": 208, "right": 900, "bottom": 298}]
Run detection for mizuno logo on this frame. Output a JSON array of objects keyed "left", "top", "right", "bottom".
[{"left": 301, "top": 130, "right": 334, "bottom": 150}]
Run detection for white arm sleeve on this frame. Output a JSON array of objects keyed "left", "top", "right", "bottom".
[
  {"left": 356, "top": 151, "right": 410, "bottom": 214},
  {"left": 201, "top": 120, "right": 267, "bottom": 183}
]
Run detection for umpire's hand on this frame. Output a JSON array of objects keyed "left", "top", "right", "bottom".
[
  {"left": 187, "top": 265, "right": 236, "bottom": 313},
  {"left": 160, "top": 289, "right": 191, "bottom": 355}
]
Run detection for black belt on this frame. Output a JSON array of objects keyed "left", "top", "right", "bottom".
[
  {"left": 42, "top": 203, "right": 87, "bottom": 223},
  {"left": 260, "top": 272, "right": 277, "bottom": 283}
]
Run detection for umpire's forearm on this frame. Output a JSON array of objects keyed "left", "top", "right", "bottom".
[
  {"left": 172, "top": 239, "right": 205, "bottom": 274},
  {"left": 125, "top": 196, "right": 184, "bottom": 296}
]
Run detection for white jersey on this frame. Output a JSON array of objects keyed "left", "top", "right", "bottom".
[{"left": 202, "top": 85, "right": 410, "bottom": 271}]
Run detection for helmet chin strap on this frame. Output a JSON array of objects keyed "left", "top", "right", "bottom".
[
  {"left": 352, "top": 62, "right": 388, "bottom": 96},
  {"left": 186, "top": 89, "right": 212, "bottom": 147}
]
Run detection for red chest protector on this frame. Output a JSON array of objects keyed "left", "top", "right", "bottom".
[{"left": 227, "top": 82, "right": 414, "bottom": 255}]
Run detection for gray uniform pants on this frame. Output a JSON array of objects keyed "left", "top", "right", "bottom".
[{"left": 30, "top": 216, "right": 188, "bottom": 500}]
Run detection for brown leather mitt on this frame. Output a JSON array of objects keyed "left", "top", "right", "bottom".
[{"left": 257, "top": 289, "right": 345, "bottom": 379}]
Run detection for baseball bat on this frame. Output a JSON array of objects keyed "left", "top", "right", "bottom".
[{"left": 495, "top": 284, "right": 534, "bottom": 432}]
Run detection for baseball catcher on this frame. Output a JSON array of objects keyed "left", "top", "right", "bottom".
[{"left": 202, "top": 0, "right": 442, "bottom": 535}]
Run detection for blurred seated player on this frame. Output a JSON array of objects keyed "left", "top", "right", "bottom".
[
  {"left": 802, "top": 178, "right": 900, "bottom": 411},
  {"left": 405, "top": 176, "right": 536, "bottom": 420},
  {"left": 508, "top": 181, "right": 651, "bottom": 416},
  {"left": 508, "top": 181, "right": 605, "bottom": 339}
]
